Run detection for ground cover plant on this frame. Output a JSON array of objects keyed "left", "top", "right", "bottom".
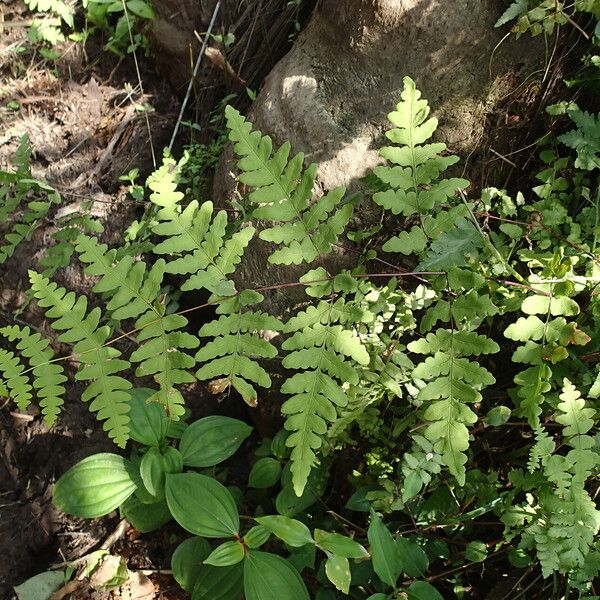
[{"left": 1, "top": 0, "right": 600, "bottom": 598}]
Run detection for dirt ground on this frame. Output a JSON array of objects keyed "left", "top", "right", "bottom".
[{"left": 0, "top": 3, "right": 201, "bottom": 597}]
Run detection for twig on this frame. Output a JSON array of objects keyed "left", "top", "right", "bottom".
[{"left": 169, "top": 1, "right": 221, "bottom": 151}]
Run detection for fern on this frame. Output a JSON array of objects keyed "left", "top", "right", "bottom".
[
  {"left": 28, "top": 271, "right": 132, "bottom": 446},
  {"left": 525, "top": 380, "right": 600, "bottom": 577},
  {"left": 225, "top": 106, "right": 353, "bottom": 266},
  {"left": 372, "top": 77, "right": 469, "bottom": 256},
  {"left": 281, "top": 288, "right": 371, "bottom": 495},
  {"left": 408, "top": 329, "right": 499, "bottom": 484},
  {"left": 196, "top": 290, "right": 283, "bottom": 407},
  {"left": 24, "top": 0, "right": 74, "bottom": 26},
  {"left": 0, "top": 136, "right": 61, "bottom": 265},
  {"left": 75, "top": 234, "right": 198, "bottom": 418},
  {"left": 0, "top": 325, "right": 66, "bottom": 425},
  {"left": 0, "top": 350, "right": 32, "bottom": 411},
  {"left": 148, "top": 158, "right": 254, "bottom": 296}
]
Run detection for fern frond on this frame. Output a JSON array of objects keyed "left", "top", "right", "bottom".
[
  {"left": 0, "top": 349, "right": 32, "bottom": 410},
  {"left": 24, "top": 0, "right": 74, "bottom": 26},
  {"left": 408, "top": 329, "right": 499, "bottom": 484},
  {"left": 281, "top": 297, "right": 370, "bottom": 495},
  {"left": 525, "top": 380, "right": 600, "bottom": 577},
  {"left": 75, "top": 234, "right": 198, "bottom": 418},
  {"left": 0, "top": 325, "right": 66, "bottom": 425},
  {"left": 0, "top": 136, "right": 61, "bottom": 265},
  {"left": 147, "top": 158, "right": 254, "bottom": 295},
  {"left": 29, "top": 271, "right": 131, "bottom": 446},
  {"left": 225, "top": 106, "right": 353, "bottom": 266},
  {"left": 373, "top": 77, "right": 469, "bottom": 256},
  {"left": 196, "top": 290, "right": 282, "bottom": 407}
]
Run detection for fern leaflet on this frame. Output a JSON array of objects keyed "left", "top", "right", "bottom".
[
  {"left": 75, "top": 234, "right": 198, "bottom": 418},
  {"left": 0, "top": 349, "right": 32, "bottom": 411},
  {"left": 408, "top": 329, "right": 499, "bottom": 484},
  {"left": 0, "top": 325, "right": 66, "bottom": 425},
  {"left": 147, "top": 158, "right": 254, "bottom": 295},
  {"left": 372, "top": 77, "right": 469, "bottom": 257},
  {"left": 281, "top": 294, "right": 370, "bottom": 495},
  {"left": 225, "top": 106, "right": 353, "bottom": 266},
  {"left": 196, "top": 290, "right": 282, "bottom": 407},
  {"left": 29, "top": 271, "right": 131, "bottom": 446},
  {"left": 525, "top": 380, "right": 600, "bottom": 577}
]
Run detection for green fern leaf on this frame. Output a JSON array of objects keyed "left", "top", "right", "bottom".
[
  {"left": 29, "top": 271, "right": 132, "bottom": 446},
  {"left": 196, "top": 290, "right": 282, "bottom": 407},
  {"left": 408, "top": 328, "right": 498, "bottom": 484},
  {"left": 0, "top": 325, "right": 66, "bottom": 425},
  {"left": 0, "top": 349, "right": 32, "bottom": 410},
  {"left": 225, "top": 106, "right": 353, "bottom": 265},
  {"left": 373, "top": 77, "right": 469, "bottom": 256},
  {"left": 75, "top": 234, "right": 198, "bottom": 418},
  {"left": 281, "top": 298, "right": 369, "bottom": 495},
  {"left": 147, "top": 159, "right": 254, "bottom": 294}
]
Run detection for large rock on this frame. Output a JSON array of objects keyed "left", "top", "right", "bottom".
[{"left": 228, "top": 0, "right": 543, "bottom": 193}]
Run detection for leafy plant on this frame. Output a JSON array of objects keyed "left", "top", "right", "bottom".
[{"left": 4, "top": 65, "right": 600, "bottom": 599}]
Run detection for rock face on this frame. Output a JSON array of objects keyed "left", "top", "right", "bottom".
[
  {"left": 228, "top": 0, "right": 542, "bottom": 194},
  {"left": 211, "top": 0, "right": 544, "bottom": 313}
]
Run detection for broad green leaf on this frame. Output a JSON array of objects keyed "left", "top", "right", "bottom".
[
  {"left": 121, "top": 495, "right": 172, "bottom": 533},
  {"left": 126, "top": 0, "right": 154, "bottom": 18},
  {"left": 244, "top": 525, "right": 271, "bottom": 549},
  {"left": 521, "top": 294, "right": 579, "bottom": 317},
  {"left": 243, "top": 551, "right": 310, "bottom": 600},
  {"left": 407, "top": 581, "right": 444, "bottom": 600},
  {"left": 256, "top": 515, "right": 313, "bottom": 547},
  {"left": 465, "top": 541, "right": 488, "bottom": 562},
  {"left": 54, "top": 453, "right": 137, "bottom": 518},
  {"left": 396, "top": 537, "right": 429, "bottom": 577},
  {"left": 140, "top": 446, "right": 183, "bottom": 499},
  {"left": 14, "top": 571, "right": 64, "bottom": 600},
  {"left": 192, "top": 562, "right": 243, "bottom": 600},
  {"left": 484, "top": 405, "right": 511, "bottom": 426},
  {"left": 166, "top": 472, "right": 239, "bottom": 537},
  {"left": 368, "top": 511, "right": 402, "bottom": 587},
  {"left": 314, "top": 529, "right": 369, "bottom": 558},
  {"left": 287, "top": 543, "right": 316, "bottom": 573},
  {"left": 325, "top": 555, "right": 351, "bottom": 594},
  {"left": 249, "top": 457, "right": 282, "bottom": 488},
  {"left": 172, "top": 537, "right": 211, "bottom": 593},
  {"left": 179, "top": 416, "right": 253, "bottom": 467},
  {"left": 204, "top": 541, "right": 245, "bottom": 566},
  {"left": 128, "top": 388, "right": 169, "bottom": 446}
]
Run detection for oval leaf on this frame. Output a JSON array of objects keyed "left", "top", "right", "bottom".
[
  {"left": 166, "top": 472, "right": 239, "bottom": 537},
  {"left": 397, "top": 537, "right": 428, "bottom": 577},
  {"left": 204, "top": 541, "right": 245, "bottom": 567},
  {"left": 179, "top": 416, "right": 253, "bottom": 467},
  {"left": 368, "top": 510, "right": 402, "bottom": 588},
  {"left": 243, "top": 551, "right": 310, "bottom": 600},
  {"left": 140, "top": 446, "right": 183, "bottom": 499},
  {"left": 121, "top": 495, "right": 172, "bottom": 533},
  {"left": 172, "top": 537, "right": 211, "bottom": 593},
  {"left": 244, "top": 525, "right": 271, "bottom": 549},
  {"left": 249, "top": 457, "right": 282, "bottom": 488},
  {"left": 54, "top": 453, "right": 137, "bottom": 518},
  {"left": 256, "top": 515, "right": 313, "bottom": 547},
  {"left": 128, "top": 388, "right": 169, "bottom": 446},
  {"left": 14, "top": 571, "right": 64, "bottom": 600},
  {"left": 407, "top": 581, "right": 444, "bottom": 600},
  {"left": 325, "top": 555, "right": 351, "bottom": 594},
  {"left": 192, "top": 563, "right": 243, "bottom": 600},
  {"left": 314, "top": 529, "right": 369, "bottom": 559}
]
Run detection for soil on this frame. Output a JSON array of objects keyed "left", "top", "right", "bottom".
[{"left": 0, "top": 3, "right": 206, "bottom": 597}]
